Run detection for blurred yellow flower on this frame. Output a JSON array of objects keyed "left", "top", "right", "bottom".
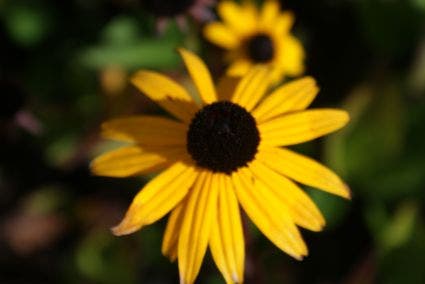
[
  {"left": 91, "top": 49, "right": 350, "bottom": 284},
  {"left": 204, "top": 0, "right": 305, "bottom": 82}
]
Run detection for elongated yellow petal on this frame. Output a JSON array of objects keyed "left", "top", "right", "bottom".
[
  {"left": 252, "top": 77, "right": 318, "bottom": 122},
  {"left": 231, "top": 66, "right": 270, "bottom": 111},
  {"left": 216, "top": 76, "right": 240, "bottom": 102},
  {"left": 232, "top": 167, "right": 307, "bottom": 260},
  {"left": 203, "top": 23, "right": 239, "bottom": 49},
  {"left": 91, "top": 145, "right": 186, "bottom": 178},
  {"left": 274, "top": 12, "right": 294, "bottom": 35},
  {"left": 131, "top": 71, "right": 199, "bottom": 122},
  {"left": 178, "top": 172, "right": 219, "bottom": 284},
  {"left": 210, "top": 174, "right": 244, "bottom": 284},
  {"left": 248, "top": 160, "right": 325, "bottom": 231},
  {"left": 218, "top": 1, "right": 256, "bottom": 36},
  {"left": 278, "top": 35, "right": 305, "bottom": 76},
  {"left": 162, "top": 199, "right": 187, "bottom": 262},
  {"left": 101, "top": 115, "right": 187, "bottom": 145},
  {"left": 257, "top": 147, "right": 351, "bottom": 198},
  {"left": 112, "top": 162, "right": 197, "bottom": 235},
  {"left": 259, "top": 0, "right": 280, "bottom": 29},
  {"left": 259, "top": 109, "right": 350, "bottom": 147},
  {"left": 226, "top": 59, "right": 252, "bottom": 77},
  {"left": 178, "top": 48, "right": 217, "bottom": 105}
]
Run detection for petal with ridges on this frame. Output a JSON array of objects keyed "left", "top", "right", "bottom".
[
  {"left": 203, "top": 23, "right": 239, "bottom": 49},
  {"left": 112, "top": 162, "right": 197, "bottom": 236},
  {"left": 101, "top": 115, "right": 187, "bottom": 145},
  {"left": 231, "top": 66, "right": 270, "bottom": 111},
  {"left": 178, "top": 172, "right": 219, "bottom": 284},
  {"left": 91, "top": 145, "right": 186, "bottom": 178},
  {"left": 252, "top": 77, "right": 318, "bottom": 122},
  {"left": 178, "top": 48, "right": 217, "bottom": 105},
  {"left": 248, "top": 160, "right": 325, "bottom": 231},
  {"left": 259, "top": 109, "right": 350, "bottom": 147},
  {"left": 258, "top": 147, "right": 351, "bottom": 198},
  {"left": 162, "top": 199, "right": 187, "bottom": 262},
  {"left": 232, "top": 168, "right": 307, "bottom": 260},
  {"left": 131, "top": 71, "right": 199, "bottom": 122},
  {"left": 210, "top": 174, "right": 244, "bottom": 284}
]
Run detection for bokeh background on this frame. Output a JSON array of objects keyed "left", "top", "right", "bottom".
[{"left": 1, "top": 0, "right": 425, "bottom": 283}]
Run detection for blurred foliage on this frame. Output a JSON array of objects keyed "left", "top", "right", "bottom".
[{"left": 1, "top": 0, "right": 425, "bottom": 283}]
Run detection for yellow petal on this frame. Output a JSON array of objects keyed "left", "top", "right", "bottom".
[
  {"left": 178, "top": 172, "right": 219, "bottom": 284},
  {"left": 178, "top": 48, "right": 217, "bottom": 105},
  {"left": 162, "top": 199, "right": 188, "bottom": 262},
  {"left": 112, "top": 162, "right": 197, "bottom": 235},
  {"left": 131, "top": 70, "right": 199, "bottom": 122},
  {"left": 210, "top": 174, "right": 244, "bottom": 284},
  {"left": 203, "top": 22, "right": 239, "bottom": 49},
  {"left": 216, "top": 76, "right": 240, "bottom": 102},
  {"left": 248, "top": 160, "right": 325, "bottom": 231},
  {"left": 91, "top": 145, "right": 186, "bottom": 178},
  {"left": 259, "top": 109, "right": 350, "bottom": 147},
  {"left": 231, "top": 66, "right": 271, "bottom": 111},
  {"left": 252, "top": 77, "right": 318, "bottom": 122},
  {"left": 101, "top": 115, "right": 187, "bottom": 146},
  {"left": 277, "top": 35, "right": 305, "bottom": 77},
  {"left": 259, "top": 0, "right": 280, "bottom": 29},
  {"left": 274, "top": 12, "right": 295, "bottom": 35},
  {"left": 258, "top": 147, "right": 351, "bottom": 198},
  {"left": 232, "top": 167, "right": 307, "bottom": 260},
  {"left": 218, "top": 1, "right": 256, "bottom": 36},
  {"left": 226, "top": 59, "right": 252, "bottom": 77}
]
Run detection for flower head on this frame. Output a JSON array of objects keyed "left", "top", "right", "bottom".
[
  {"left": 204, "top": 0, "right": 305, "bottom": 82},
  {"left": 91, "top": 49, "right": 350, "bottom": 284}
]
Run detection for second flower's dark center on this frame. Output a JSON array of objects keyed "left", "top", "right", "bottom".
[
  {"left": 187, "top": 101, "right": 260, "bottom": 174},
  {"left": 247, "top": 33, "right": 275, "bottom": 62},
  {"left": 142, "top": 0, "right": 196, "bottom": 17}
]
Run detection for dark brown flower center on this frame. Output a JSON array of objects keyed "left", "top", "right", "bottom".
[
  {"left": 247, "top": 33, "right": 275, "bottom": 62},
  {"left": 187, "top": 101, "right": 260, "bottom": 174},
  {"left": 142, "top": 0, "right": 196, "bottom": 17}
]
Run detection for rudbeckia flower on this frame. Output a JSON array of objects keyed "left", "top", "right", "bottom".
[
  {"left": 91, "top": 49, "right": 350, "bottom": 284},
  {"left": 204, "top": 0, "right": 304, "bottom": 82}
]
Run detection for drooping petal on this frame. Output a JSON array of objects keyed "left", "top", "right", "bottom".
[
  {"left": 248, "top": 160, "right": 325, "bottom": 231},
  {"left": 203, "top": 22, "right": 239, "bottom": 49},
  {"left": 178, "top": 172, "right": 219, "bottom": 284},
  {"left": 101, "top": 115, "right": 187, "bottom": 146},
  {"left": 178, "top": 48, "right": 218, "bottom": 105},
  {"left": 232, "top": 167, "right": 307, "bottom": 260},
  {"left": 210, "top": 174, "right": 244, "bottom": 284},
  {"left": 91, "top": 145, "right": 186, "bottom": 178},
  {"left": 162, "top": 199, "right": 188, "bottom": 262},
  {"left": 259, "top": 109, "right": 350, "bottom": 147},
  {"left": 218, "top": 1, "right": 257, "bottom": 36},
  {"left": 257, "top": 147, "right": 351, "bottom": 198},
  {"left": 112, "top": 162, "right": 197, "bottom": 236},
  {"left": 131, "top": 71, "right": 199, "bottom": 122},
  {"left": 252, "top": 77, "right": 318, "bottom": 122},
  {"left": 231, "top": 66, "right": 270, "bottom": 111}
]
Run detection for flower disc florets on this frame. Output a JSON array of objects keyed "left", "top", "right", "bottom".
[
  {"left": 247, "top": 34, "right": 275, "bottom": 63},
  {"left": 187, "top": 101, "right": 260, "bottom": 174}
]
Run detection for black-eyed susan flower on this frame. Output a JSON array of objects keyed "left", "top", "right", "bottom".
[
  {"left": 204, "top": 0, "right": 304, "bottom": 82},
  {"left": 91, "top": 49, "right": 350, "bottom": 284}
]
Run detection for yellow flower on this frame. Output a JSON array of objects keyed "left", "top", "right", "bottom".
[
  {"left": 91, "top": 49, "right": 350, "bottom": 284},
  {"left": 204, "top": 0, "right": 305, "bottom": 82}
]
